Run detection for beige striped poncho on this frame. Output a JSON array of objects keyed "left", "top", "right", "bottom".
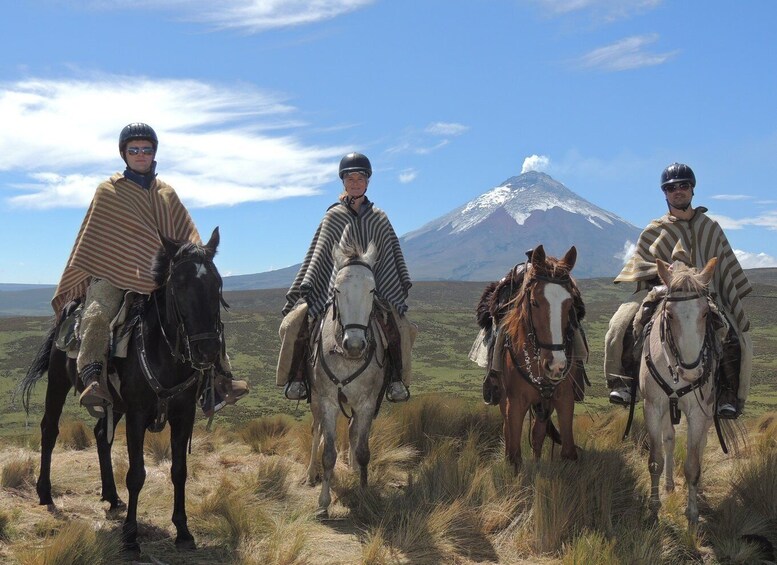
[
  {"left": 52, "top": 173, "right": 200, "bottom": 317},
  {"left": 614, "top": 206, "right": 751, "bottom": 333},
  {"left": 283, "top": 199, "right": 411, "bottom": 319}
]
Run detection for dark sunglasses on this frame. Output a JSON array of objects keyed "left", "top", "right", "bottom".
[
  {"left": 663, "top": 182, "right": 692, "bottom": 193},
  {"left": 126, "top": 147, "right": 155, "bottom": 156}
]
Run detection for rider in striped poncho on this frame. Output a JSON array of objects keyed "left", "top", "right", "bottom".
[
  {"left": 276, "top": 153, "right": 415, "bottom": 403},
  {"left": 605, "top": 163, "right": 752, "bottom": 419}
]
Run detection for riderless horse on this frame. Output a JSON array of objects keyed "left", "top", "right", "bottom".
[
  {"left": 640, "top": 257, "right": 720, "bottom": 526},
  {"left": 22, "top": 228, "right": 226, "bottom": 554},
  {"left": 305, "top": 240, "right": 387, "bottom": 518},
  {"left": 497, "top": 245, "right": 583, "bottom": 471}
]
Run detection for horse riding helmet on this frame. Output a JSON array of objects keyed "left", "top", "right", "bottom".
[
  {"left": 119, "top": 123, "right": 159, "bottom": 154},
  {"left": 339, "top": 152, "right": 372, "bottom": 179},
  {"left": 661, "top": 163, "right": 696, "bottom": 189}
]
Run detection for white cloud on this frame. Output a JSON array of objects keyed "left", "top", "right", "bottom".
[
  {"left": 0, "top": 76, "right": 346, "bottom": 208},
  {"left": 521, "top": 154, "right": 551, "bottom": 174},
  {"left": 398, "top": 169, "right": 417, "bottom": 184},
  {"left": 617, "top": 240, "right": 636, "bottom": 264},
  {"left": 734, "top": 249, "right": 777, "bottom": 269},
  {"left": 425, "top": 122, "right": 469, "bottom": 136},
  {"left": 710, "top": 194, "right": 752, "bottom": 201},
  {"left": 577, "top": 34, "right": 678, "bottom": 72},
  {"left": 83, "top": 0, "right": 375, "bottom": 32},
  {"left": 533, "top": 0, "right": 662, "bottom": 22},
  {"left": 708, "top": 212, "right": 777, "bottom": 231}
]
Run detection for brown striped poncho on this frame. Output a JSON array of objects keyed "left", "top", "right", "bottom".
[
  {"left": 614, "top": 206, "right": 751, "bottom": 333},
  {"left": 51, "top": 173, "right": 200, "bottom": 317},
  {"left": 283, "top": 199, "right": 411, "bottom": 318}
]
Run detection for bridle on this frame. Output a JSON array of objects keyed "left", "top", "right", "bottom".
[
  {"left": 155, "top": 254, "right": 228, "bottom": 371},
  {"left": 506, "top": 273, "right": 577, "bottom": 397},
  {"left": 644, "top": 290, "right": 716, "bottom": 425}
]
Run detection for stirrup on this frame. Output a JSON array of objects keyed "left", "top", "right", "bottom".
[
  {"left": 717, "top": 402, "right": 738, "bottom": 419},
  {"left": 608, "top": 388, "right": 632, "bottom": 406},
  {"left": 284, "top": 381, "right": 308, "bottom": 401},
  {"left": 386, "top": 381, "right": 409, "bottom": 402},
  {"left": 482, "top": 371, "right": 500, "bottom": 406}
]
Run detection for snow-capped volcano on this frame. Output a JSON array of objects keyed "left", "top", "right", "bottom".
[{"left": 401, "top": 171, "right": 641, "bottom": 280}]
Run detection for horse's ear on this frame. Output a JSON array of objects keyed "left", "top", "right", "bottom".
[
  {"left": 656, "top": 259, "right": 672, "bottom": 286},
  {"left": 205, "top": 227, "right": 220, "bottom": 257},
  {"left": 364, "top": 242, "right": 378, "bottom": 267},
  {"left": 531, "top": 245, "right": 546, "bottom": 268},
  {"left": 333, "top": 242, "right": 346, "bottom": 270},
  {"left": 699, "top": 256, "right": 718, "bottom": 286},
  {"left": 561, "top": 246, "right": 577, "bottom": 271},
  {"left": 159, "top": 231, "right": 180, "bottom": 260}
]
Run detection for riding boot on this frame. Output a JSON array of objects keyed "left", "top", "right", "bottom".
[
  {"left": 717, "top": 328, "right": 741, "bottom": 419},
  {"left": 284, "top": 321, "right": 310, "bottom": 401},
  {"left": 79, "top": 361, "right": 112, "bottom": 418},
  {"left": 383, "top": 313, "right": 409, "bottom": 402},
  {"left": 482, "top": 329, "right": 503, "bottom": 405}
]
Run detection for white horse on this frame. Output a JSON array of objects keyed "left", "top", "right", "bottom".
[
  {"left": 306, "top": 240, "right": 386, "bottom": 519},
  {"left": 640, "top": 256, "right": 720, "bottom": 526}
]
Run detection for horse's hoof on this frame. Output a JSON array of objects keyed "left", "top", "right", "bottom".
[
  {"left": 315, "top": 508, "right": 329, "bottom": 521},
  {"left": 122, "top": 542, "right": 141, "bottom": 560},
  {"left": 175, "top": 537, "right": 197, "bottom": 551}
]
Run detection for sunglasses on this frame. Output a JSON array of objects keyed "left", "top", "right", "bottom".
[
  {"left": 663, "top": 182, "right": 692, "bottom": 193},
  {"left": 126, "top": 147, "right": 155, "bottom": 156}
]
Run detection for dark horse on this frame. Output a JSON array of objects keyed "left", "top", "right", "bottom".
[
  {"left": 486, "top": 245, "right": 584, "bottom": 471},
  {"left": 21, "top": 227, "right": 226, "bottom": 554}
]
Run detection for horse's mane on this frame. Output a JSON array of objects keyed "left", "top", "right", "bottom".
[
  {"left": 501, "top": 253, "right": 581, "bottom": 344},
  {"left": 666, "top": 262, "right": 707, "bottom": 294},
  {"left": 151, "top": 241, "right": 214, "bottom": 288},
  {"left": 336, "top": 239, "right": 366, "bottom": 263}
]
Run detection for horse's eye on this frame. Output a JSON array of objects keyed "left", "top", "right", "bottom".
[{"left": 531, "top": 300, "right": 539, "bottom": 308}]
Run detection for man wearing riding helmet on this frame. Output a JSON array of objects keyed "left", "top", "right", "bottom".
[
  {"left": 276, "top": 152, "right": 415, "bottom": 403},
  {"left": 604, "top": 162, "right": 752, "bottom": 419},
  {"left": 52, "top": 123, "right": 248, "bottom": 418}
]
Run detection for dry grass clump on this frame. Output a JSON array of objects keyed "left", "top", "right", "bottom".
[
  {"left": 1, "top": 456, "right": 35, "bottom": 489},
  {"left": 246, "top": 455, "right": 292, "bottom": 501},
  {"left": 58, "top": 418, "right": 92, "bottom": 450},
  {"left": 239, "top": 414, "right": 297, "bottom": 454},
  {"left": 13, "top": 520, "right": 122, "bottom": 565},
  {"left": 0, "top": 508, "right": 10, "bottom": 541},
  {"left": 144, "top": 426, "right": 171, "bottom": 463}
]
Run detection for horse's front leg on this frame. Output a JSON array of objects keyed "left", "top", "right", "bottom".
[
  {"left": 683, "top": 414, "right": 712, "bottom": 526},
  {"left": 662, "top": 410, "right": 676, "bottom": 493},
  {"left": 96, "top": 411, "right": 126, "bottom": 510},
  {"left": 122, "top": 410, "right": 148, "bottom": 555},
  {"left": 316, "top": 402, "right": 338, "bottom": 519},
  {"left": 504, "top": 395, "right": 529, "bottom": 472},
  {"left": 350, "top": 404, "right": 375, "bottom": 488},
  {"left": 530, "top": 410, "right": 547, "bottom": 460},
  {"left": 555, "top": 385, "right": 578, "bottom": 461},
  {"left": 37, "top": 362, "right": 71, "bottom": 506},
  {"left": 169, "top": 402, "right": 196, "bottom": 550},
  {"left": 643, "top": 398, "right": 665, "bottom": 519}
]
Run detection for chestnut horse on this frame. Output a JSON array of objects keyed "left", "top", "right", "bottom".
[{"left": 498, "top": 245, "right": 583, "bottom": 470}]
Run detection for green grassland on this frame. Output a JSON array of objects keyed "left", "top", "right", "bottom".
[{"left": 1, "top": 276, "right": 775, "bottom": 435}]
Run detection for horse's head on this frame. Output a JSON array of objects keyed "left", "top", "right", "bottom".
[
  {"left": 505, "top": 245, "right": 579, "bottom": 383},
  {"left": 654, "top": 257, "right": 717, "bottom": 381},
  {"left": 331, "top": 240, "right": 377, "bottom": 359},
  {"left": 154, "top": 227, "right": 226, "bottom": 369}
]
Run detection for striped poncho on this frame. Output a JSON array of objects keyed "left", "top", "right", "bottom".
[
  {"left": 283, "top": 199, "right": 412, "bottom": 318},
  {"left": 614, "top": 206, "right": 751, "bottom": 333},
  {"left": 52, "top": 173, "right": 200, "bottom": 317}
]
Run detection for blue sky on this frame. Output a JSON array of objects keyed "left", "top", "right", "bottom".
[{"left": 2, "top": 0, "right": 776, "bottom": 285}]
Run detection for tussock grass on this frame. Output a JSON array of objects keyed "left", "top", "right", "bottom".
[
  {"left": 239, "top": 414, "right": 296, "bottom": 454},
  {"left": 14, "top": 520, "right": 122, "bottom": 565},
  {"left": 0, "top": 508, "right": 10, "bottom": 541},
  {"left": 144, "top": 426, "right": 171, "bottom": 463},
  {"left": 58, "top": 418, "right": 92, "bottom": 450},
  {"left": 1, "top": 456, "right": 34, "bottom": 489},
  {"left": 247, "top": 455, "right": 292, "bottom": 501}
]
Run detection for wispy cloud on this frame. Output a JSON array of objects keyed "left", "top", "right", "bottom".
[
  {"left": 387, "top": 121, "right": 468, "bottom": 156},
  {"left": 84, "top": 0, "right": 375, "bottom": 32},
  {"left": 734, "top": 249, "right": 777, "bottom": 269},
  {"left": 532, "top": 0, "right": 663, "bottom": 23},
  {"left": 398, "top": 169, "right": 417, "bottom": 184},
  {"left": 0, "top": 76, "right": 345, "bottom": 208},
  {"left": 711, "top": 194, "right": 752, "bottom": 201},
  {"left": 708, "top": 212, "right": 777, "bottom": 231},
  {"left": 577, "top": 34, "right": 678, "bottom": 71}
]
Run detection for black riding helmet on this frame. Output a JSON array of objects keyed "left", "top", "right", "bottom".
[
  {"left": 339, "top": 152, "right": 372, "bottom": 179},
  {"left": 119, "top": 123, "right": 158, "bottom": 156},
  {"left": 660, "top": 163, "right": 696, "bottom": 189}
]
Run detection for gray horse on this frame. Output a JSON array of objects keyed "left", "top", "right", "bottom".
[{"left": 306, "top": 240, "right": 386, "bottom": 518}]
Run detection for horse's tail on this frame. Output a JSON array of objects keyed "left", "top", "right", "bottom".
[
  {"left": 716, "top": 416, "right": 747, "bottom": 455},
  {"left": 20, "top": 322, "right": 58, "bottom": 415}
]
